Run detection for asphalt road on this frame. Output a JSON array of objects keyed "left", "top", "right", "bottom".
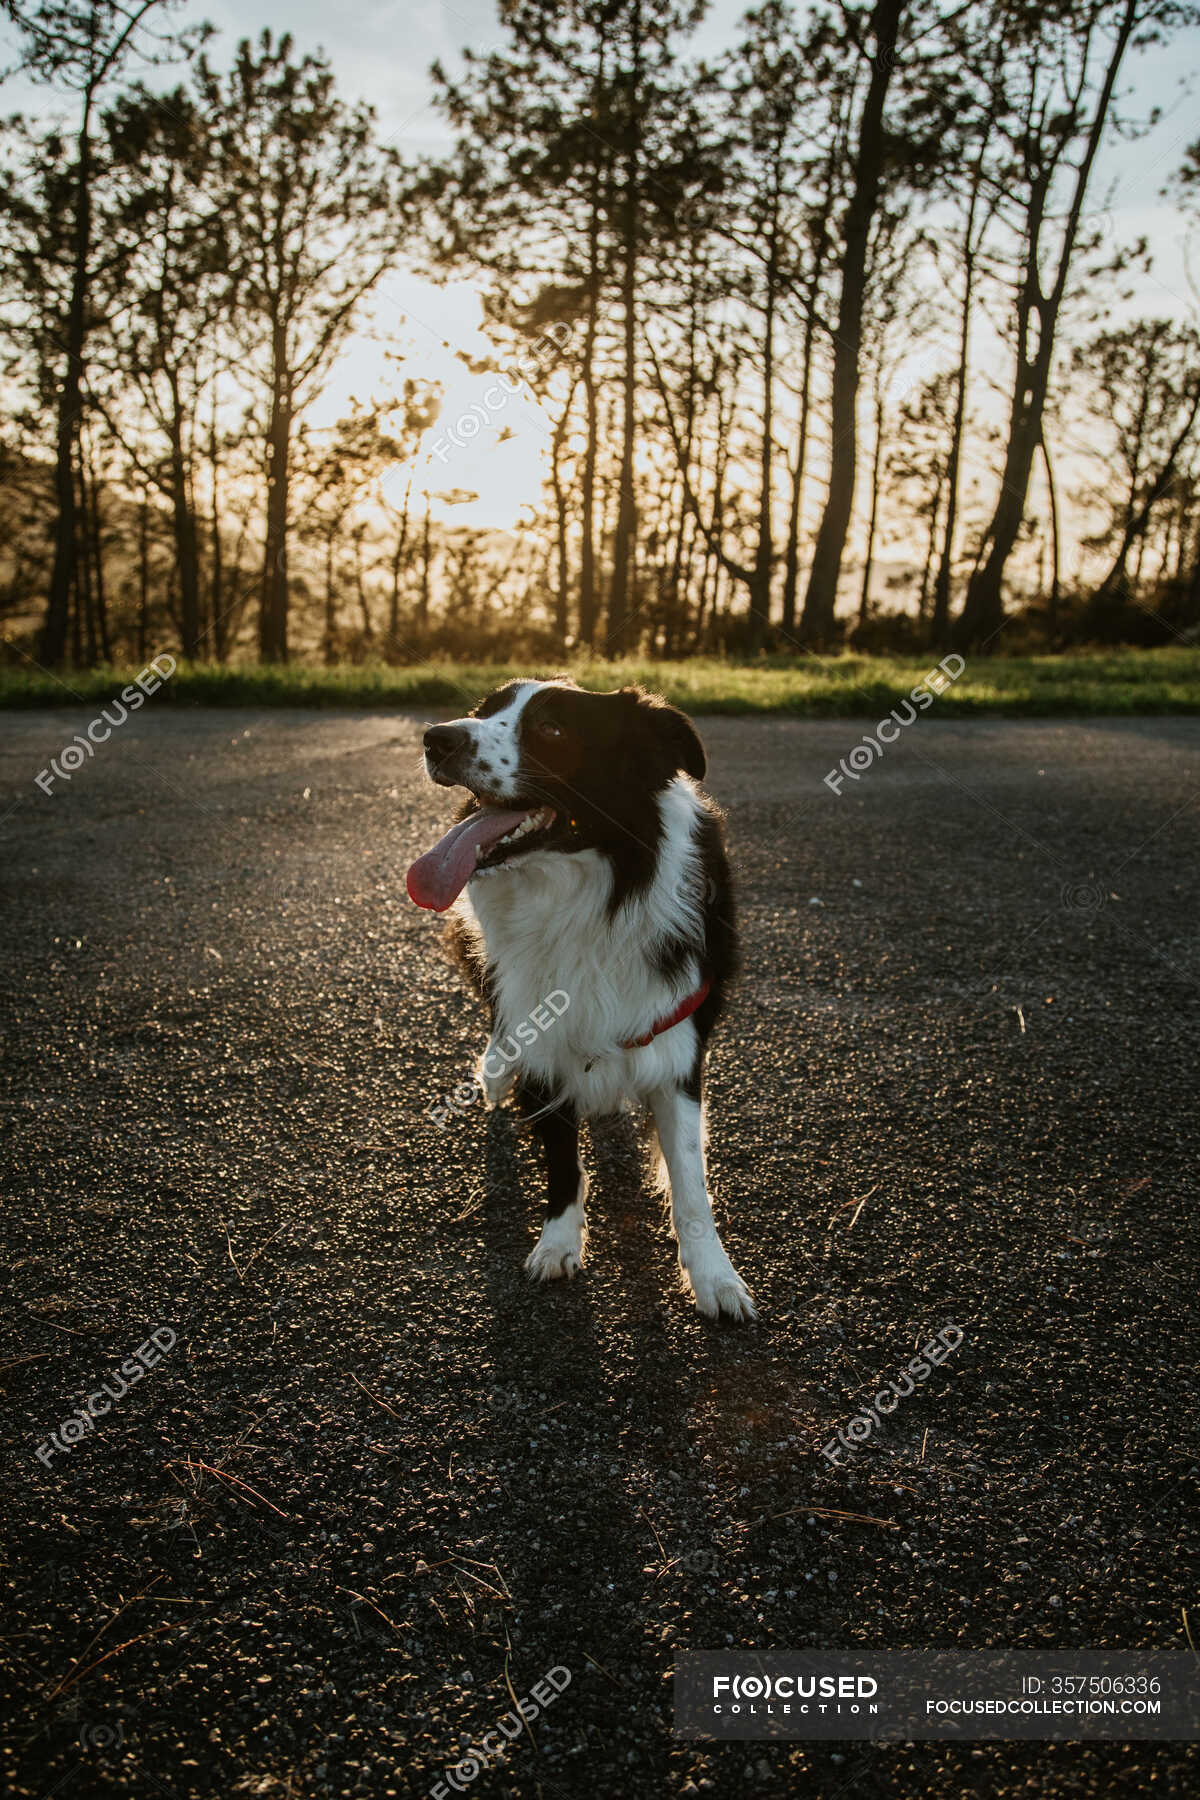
[{"left": 1, "top": 704, "right": 1197, "bottom": 1800}]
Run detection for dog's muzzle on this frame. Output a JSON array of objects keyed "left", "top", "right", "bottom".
[{"left": 423, "top": 723, "right": 472, "bottom": 787}]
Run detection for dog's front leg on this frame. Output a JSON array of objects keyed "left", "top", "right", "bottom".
[
  {"left": 518, "top": 1078, "right": 588, "bottom": 1282},
  {"left": 478, "top": 1029, "right": 519, "bottom": 1106},
  {"left": 649, "top": 1083, "right": 755, "bottom": 1321}
]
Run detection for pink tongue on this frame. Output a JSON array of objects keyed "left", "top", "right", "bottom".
[{"left": 407, "top": 807, "right": 539, "bottom": 912}]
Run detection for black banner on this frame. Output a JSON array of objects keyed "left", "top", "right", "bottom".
[{"left": 674, "top": 1651, "right": 1200, "bottom": 1741}]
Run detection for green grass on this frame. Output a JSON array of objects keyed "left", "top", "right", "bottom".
[{"left": 2, "top": 647, "right": 1199, "bottom": 715}]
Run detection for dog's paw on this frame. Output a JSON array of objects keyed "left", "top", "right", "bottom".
[
  {"left": 524, "top": 1200, "right": 586, "bottom": 1284},
  {"left": 525, "top": 1239, "right": 584, "bottom": 1282},
  {"left": 683, "top": 1242, "right": 756, "bottom": 1322},
  {"left": 478, "top": 1043, "right": 518, "bottom": 1106},
  {"left": 695, "top": 1272, "right": 757, "bottom": 1321}
]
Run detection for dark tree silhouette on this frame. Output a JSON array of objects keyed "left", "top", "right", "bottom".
[
  {"left": 196, "top": 31, "right": 411, "bottom": 662},
  {"left": 95, "top": 84, "right": 228, "bottom": 659},
  {"left": 3, "top": 0, "right": 1200, "bottom": 666},
  {"left": 799, "top": 0, "right": 909, "bottom": 647},
  {"left": 1074, "top": 319, "right": 1200, "bottom": 607},
  {"left": 955, "top": 0, "right": 1189, "bottom": 648},
  {"left": 3, "top": 0, "right": 201, "bottom": 666}
]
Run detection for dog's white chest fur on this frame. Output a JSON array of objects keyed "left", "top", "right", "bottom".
[{"left": 455, "top": 776, "right": 707, "bottom": 1116}]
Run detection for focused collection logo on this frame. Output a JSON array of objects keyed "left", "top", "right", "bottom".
[{"left": 712, "top": 1672, "right": 879, "bottom": 1716}]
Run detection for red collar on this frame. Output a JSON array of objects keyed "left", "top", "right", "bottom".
[{"left": 621, "top": 975, "right": 711, "bottom": 1049}]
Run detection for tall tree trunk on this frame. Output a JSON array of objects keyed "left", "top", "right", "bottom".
[
  {"left": 137, "top": 488, "right": 151, "bottom": 665},
  {"left": 954, "top": 402, "right": 1041, "bottom": 647},
  {"left": 606, "top": 9, "right": 642, "bottom": 655},
  {"left": 354, "top": 527, "right": 373, "bottom": 641},
  {"left": 781, "top": 135, "right": 837, "bottom": 636},
  {"left": 750, "top": 193, "right": 780, "bottom": 646},
  {"left": 858, "top": 383, "right": 885, "bottom": 624},
  {"left": 418, "top": 500, "right": 432, "bottom": 630},
  {"left": 41, "top": 109, "right": 94, "bottom": 667},
  {"left": 577, "top": 136, "right": 604, "bottom": 650},
  {"left": 781, "top": 303, "right": 819, "bottom": 636},
  {"left": 388, "top": 476, "right": 413, "bottom": 653},
  {"left": 208, "top": 400, "right": 226, "bottom": 662},
  {"left": 932, "top": 153, "right": 987, "bottom": 648},
  {"left": 1041, "top": 428, "right": 1061, "bottom": 636},
  {"left": 953, "top": 158, "right": 1053, "bottom": 649},
  {"left": 81, "top": 427, "right": 112, "bottom": 661},
  {"left": 578, "top": 304, "right": 600, "bottom": 647},
  {"left": 956, "top": 0, "right": 1138, "bottom": 647},
  {"left": 260, "top": 327, "right": 292, "bottom": 662},
  {"left": 691, "top": 388, "right": 734, "bottom": 650},
  {"left": 168, "top": 379, "right": 201, "bottom": 660},
  {"left": 800, "top": 0, "right": 905, "bottom": 647},
  {"left": 918, "top": 472, "right": 945, "bottom": 627},
  {"left": 781, "top": 456, "right": 803, "bottom": 640},
  {"left": 75, "top": 450, "right": 97, "bottom": 665},
  {"left": 607, "top": 193, "right": 639, "bottom": 652},
  {"left": 661, "top": 480, "right": 685, "bottom": 658},
  {"left": 323, "top": 527, "right": 339, "bottom": 663},
  {"left": 549, "top": 382, "right": 576, "bottom": 649},
  {"left": 71, "top": 550, "right": 83, "bottom": 666}
]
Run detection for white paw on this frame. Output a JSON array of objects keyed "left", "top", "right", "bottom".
[
  {"left": 524, "top": 1199, "right": 586, "bottom": 1283},
  {"left": 689, "top": 1266, "right": 757, "bottom": 1322},
  {"left": 478, "top": 1043, "right": 518, "bottom": 1106},
  {"left": 679, "top": 1229, "right": 756, "bottom": 1321}
]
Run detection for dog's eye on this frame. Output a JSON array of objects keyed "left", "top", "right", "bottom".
[{"left": 535, "top": 720, "right": 564, "bottom": 740}]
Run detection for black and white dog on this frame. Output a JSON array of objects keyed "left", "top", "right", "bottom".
[{"left": 407, "top": 678, "right": 754, "bottom": 1322}]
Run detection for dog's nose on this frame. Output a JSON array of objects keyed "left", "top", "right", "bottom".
[{"left": 424, "top": 723, "right": 471, "bottom": 760}]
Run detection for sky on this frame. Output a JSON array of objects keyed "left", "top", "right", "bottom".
[
  {"left": 3, "top": 0, "right": 1199, "bottom": 538},
  {"left": 196, "top": 0, "right": 777, "bottom": 531}
]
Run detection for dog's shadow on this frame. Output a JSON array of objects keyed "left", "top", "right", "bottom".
[{"left": 475, "top": 1102, "right": 777, "bottom": 1616}]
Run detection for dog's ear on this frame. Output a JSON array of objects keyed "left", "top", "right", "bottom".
[{"left": 621, "top": 687, "right": 707, "bottom": 781}]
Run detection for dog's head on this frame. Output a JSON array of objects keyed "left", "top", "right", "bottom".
[{"left": 407, "top": 679, "right": 706, "bottom": 912}]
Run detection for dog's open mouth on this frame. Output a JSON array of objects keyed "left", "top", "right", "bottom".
[{"left": 407, "top": 804, "right": 558, "bottom": 911}]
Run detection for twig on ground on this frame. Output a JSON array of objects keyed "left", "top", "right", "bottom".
[
  {"left": 583, "top": 1651, "right": 627, "bottom": 1689},
  {"left": 45, "top": 1574, "right": 166, "bottom": 1700},
  {"left": 504, "top": 1625, "right": 537, "bottom": 1752},
  {"left": 166, "top": 1457, "right": 289, "bottom": 1519},
  {"left": 829, "top": 1186, "right": 878, "bottom": 1232},
  {"left": 50, "top": 1624, "right": 181, "bottom": 1699},
  {"left": 450, "top": 1563, "right": 507, "bottom": 1601},
  {"left": 23, "top": 1307, "right": 91, "bottom": 1337},
  {"left": 223, "top": 1223, "right": 243, "bottom": 1282},
  {"left": 351, "top": 1372, "right": 403, "bottom": 1421},
  {"left": 240, "top": 1224, "right": 284, "bottom": 1278},
  {"left": 639, "top": 1507, "right": 667, "bottom": 1564},
  {"left": 338, "top": 1588, "right": 405, "bottom": 1638},
  {"left": 750, "top": 1503, "right": 900, "bottom": 1531}
]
